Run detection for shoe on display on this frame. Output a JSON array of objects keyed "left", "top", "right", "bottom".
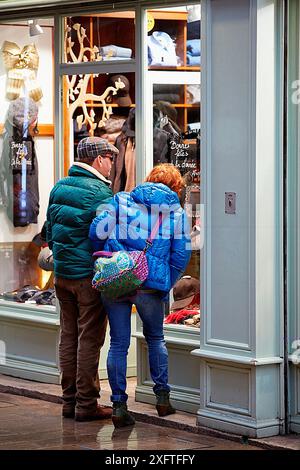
[
  {"left": 27, "top": 288, "right": 55, "bottom": 305},
  {"left": 48, "top": 292, "right": 57, "bottom": 307},
  {"left": 0, "top": 285, "right": 40, "bottom": 303}
]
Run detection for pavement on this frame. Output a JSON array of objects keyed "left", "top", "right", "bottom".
[
  {"left": 0, "top": 392, "right": 260, "bottom": 450},
  {"left": 0, "top": 374, "right": 299, "bottom": 450}
]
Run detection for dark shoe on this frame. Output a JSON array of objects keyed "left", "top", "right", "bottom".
[
  {"left": 31, "top": 289, "right": 55, "bottom": 305},
  {"left": 156, "top": 390, "right": 176, "bottom": 417},
  {"left": 62, "top": 404, "right": 75, "bottom": 419},
  {"left": 75, "top": 404, "right": 112, "bottom": 422},
  {"left": 112, "top": 402, "right": 135, "bottom": 428},
  {"left": 1, "top": 285, "right": 40, "bottom": 303}
]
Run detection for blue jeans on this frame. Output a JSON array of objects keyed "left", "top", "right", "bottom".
[{"left": 102, "top": 291, "right": 170, "bottom": 403}]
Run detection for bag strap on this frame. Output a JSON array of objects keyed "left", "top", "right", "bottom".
[
  {"left": 93, "top": 251, "right": 113, "bottom": 257},
  {"left": 93, "top": 214, "right": 163, "bottom": 257},
  {"left": 144, "top": 213, "right": 163, "bottom": 252}
]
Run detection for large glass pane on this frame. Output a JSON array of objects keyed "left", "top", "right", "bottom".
[
  {"left": 152, "top": 80, "right": 200, "bottom": 329},
  {"left": 147, "top": 5, "right": 200, "bottom": 70},
  {"left": 63, "top": 71, "right": 136, "bottom": 192},
  {"left": 147, "top": 4, "right": 201, "bottom": 329},
  {"left": 64, "top": 12, "right": 135, "bottom": 63},
  {"left": 0, "top": 18, "right": 56, "bottom": 310}
]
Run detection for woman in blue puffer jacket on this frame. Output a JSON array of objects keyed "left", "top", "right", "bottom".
[{"left": 89, "top": 164, "right": 191, "bottom": 427}]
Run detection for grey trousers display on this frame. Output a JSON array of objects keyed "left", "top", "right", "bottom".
[{"left": 55, "top": 276, "right": 107, "bottom": 413}]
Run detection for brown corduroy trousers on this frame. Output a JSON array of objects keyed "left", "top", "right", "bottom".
[{"left": 55, "top": 276, "right": 107, "bottom": 413}]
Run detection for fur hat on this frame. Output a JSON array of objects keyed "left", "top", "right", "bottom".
[{"left": 7, "top": 97, "right": 38, "bottom": 130}]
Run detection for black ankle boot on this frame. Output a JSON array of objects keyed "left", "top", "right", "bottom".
[
  {"left": 155, "top": 390, "right": 176, "bottom": 417},
  {"left": 112, "top": 402, "right": 135, "bottom": 428}
]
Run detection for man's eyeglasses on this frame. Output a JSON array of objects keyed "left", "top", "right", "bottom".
[{"left": 102, "top": 153, "right": 116, "bottom": 161}]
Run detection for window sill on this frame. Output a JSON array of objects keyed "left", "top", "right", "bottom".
[{"left": 0, "top": 300, "right": 59, "bottom": 325}]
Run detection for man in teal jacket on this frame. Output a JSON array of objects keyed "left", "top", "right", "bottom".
[{"left": 46, "top": 137, "right": 117, "bottom": 422}]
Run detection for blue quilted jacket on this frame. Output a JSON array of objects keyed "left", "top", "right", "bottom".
[{"left": 89, "top": 182, "right": 191, "bottom": 293}]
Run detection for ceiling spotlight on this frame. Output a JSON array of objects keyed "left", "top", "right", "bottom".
[{"left": 28, "top": 19, "right": 43, "bottom": 36}]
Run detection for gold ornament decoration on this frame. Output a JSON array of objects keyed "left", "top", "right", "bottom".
[
  {"left": 64, "top": 22, "right": 126, "bottom": 134},
  {"left": 1, "top": 41, "right": 43, "bottom": 102}
]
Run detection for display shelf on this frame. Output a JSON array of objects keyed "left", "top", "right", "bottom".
[
  {"left": 84, "top": 103, "right": 199, "bottom": 108},
  {"left": 87, "top": 11, "right": 136, "bottom": 19},
  {"left": 167, "top": 104, "right": 199, "bottom": 108},
  {"left": 150, "top": 10, "right": 188, "bottom": 21},
  {"left": 148, "top": 66, "right": 200, "bottom": 71},
  {"left": 85, "top": 103, "right": 136, "bottom": 107}
]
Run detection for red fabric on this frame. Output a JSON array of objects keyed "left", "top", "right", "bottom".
[{"left": 164, "top": 308, "right": 200, "bottom": 324}]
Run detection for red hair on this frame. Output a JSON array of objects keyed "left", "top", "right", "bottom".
[{"left": 145, "top": 164, "right": 184, "bottom": 196}]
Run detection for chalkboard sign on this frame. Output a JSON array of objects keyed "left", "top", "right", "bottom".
[
  {"left": 10, "top": 141, "right": 33, "bottom": 171},
  {"left": 170, "top": 129, "right": 200, "bottom": 185}
]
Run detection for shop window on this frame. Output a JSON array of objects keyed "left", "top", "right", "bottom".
[
  {"left": 147, "top": 5, "right": 200, "bottom": 71},
  {"left": 0, "top": 18, "right": 55, "bottom": 310},
  {"left": 147, "top": 4, "right": 201, "bottom": 330},
  {"left": 63, "top": 72, "right": 135, "bottom": 182},
  {"left": 64, "top": 12, "right": 135, "bottom": 63}
]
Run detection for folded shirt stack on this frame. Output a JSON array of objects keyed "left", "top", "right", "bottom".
[
  {"left": 153, "top": 94, "right": 180, "bottom": 104},
  {"left": 99, "top": 45, "right": 133, "bottom": 60},
  {"left": 148, "top": 31, "right": 178, "bottom": 66},
  {"left": 187, "top": 39, "right": 201, "bottom": 66},
  {"left": 153, "top": 84, "right": 181, "bottom": 104}
]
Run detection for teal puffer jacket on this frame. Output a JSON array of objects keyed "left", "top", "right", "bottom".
[{"left": 46, "top": 164, "right": 113, "bottom": 279}]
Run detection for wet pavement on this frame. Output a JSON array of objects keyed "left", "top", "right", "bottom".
[{"left": 0, "top": 393, "right": 260, "bottom": 451}]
